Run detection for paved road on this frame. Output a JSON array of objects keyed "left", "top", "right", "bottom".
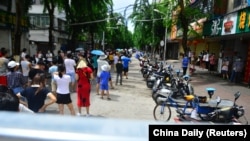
[
  {"left": 45, "top": 55, "right": 249, "bottom": 124},
  {"left": 46, "top": 56, "right": 157, "bottom": 121}
]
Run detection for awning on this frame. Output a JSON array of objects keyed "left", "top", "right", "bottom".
[{"left": 29, "top": 35, "right": 49, "bottom": 42}]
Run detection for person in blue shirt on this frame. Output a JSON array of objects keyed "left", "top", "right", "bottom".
[
  {"left": 182, "top": 54, "right": 189, "bottom": 76},
  {"left": 121, "top": 56, "right": 131, "bottom": 79},
  {"left": 48, "top": 59, "right": 58, "bottom": 96},
  {"left": 100, "top": 64, "right": 111, "bottom": 100}
]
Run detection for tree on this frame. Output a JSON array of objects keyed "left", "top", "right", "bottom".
[
  {"left": 131, "top": 0, "right": 152, "bottom": 50},
  {"left": 13, "top": 0, "right": 32, "bottom": 56},
  {"left": 57, "top": 0, "right": 113, "bottom": 51},
  {"left": 43, "top": 0, "right": 57, "bottom": 52},
  {"left": 153, "top": 0, "right": 209, "bottom": 55}
]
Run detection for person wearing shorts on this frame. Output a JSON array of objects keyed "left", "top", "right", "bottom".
[
  {"left": 100, "top": 64, "right": 111, "bottom": 100},
  {"left": 121, "top": 56, "right": 131, "bottom": 79},
  {"left": 96, "top": 55, "right": 109, "bottom": 95},
  {"left": 54, "top": 65, "right": 76, "bottom": 115}
]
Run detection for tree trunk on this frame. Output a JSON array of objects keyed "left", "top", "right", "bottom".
[
  {"left": 48, "top": 11, "right": 54, "bottom": 52},
  {"left": 14, "top": 0, "right": 22, "bottom": 56},
  {"left": 179, "top": 0, "right": 189, "bottom": 55}
]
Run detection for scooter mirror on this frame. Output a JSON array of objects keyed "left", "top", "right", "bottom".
[
  {"left": 234, "top": 91, "right": 241, "bottom": 101},
  {"left": 216, "top": 96, "right": 221, "bottom": 104}
]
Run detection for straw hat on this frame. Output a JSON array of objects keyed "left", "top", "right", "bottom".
[{"left": 77, "top": 60, "right": 87, "bottom": 69}]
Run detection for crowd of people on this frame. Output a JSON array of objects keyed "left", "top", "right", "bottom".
[
  {"left": 0, "top": 47, "right": 132, "bottom": 116},
  {"left": 180, "top": 49, "right": 245, "bottom": 85}
]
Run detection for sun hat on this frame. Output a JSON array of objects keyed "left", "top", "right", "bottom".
[
  {"left": 99, "top": 55, "right": 107, "bottom": 60},
  {"left": 77, "top": 60, "right": 87, "bottom": 69},
  {"left": 8, "top": 61, "right": 19, "bottom": 68},
  {"left": 101, "top": 64, "right": 110, "bottom": 71}
]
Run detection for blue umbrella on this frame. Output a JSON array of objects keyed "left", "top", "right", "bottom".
[{"left": 91, "top": 50, "right": 105, "bottom": 55}]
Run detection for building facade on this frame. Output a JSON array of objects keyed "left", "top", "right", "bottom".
[
  {"left": 202, "top": 0, "right": 250, "bottom": 83},
  {"left": 28, "top": 0, "right": 68, "bottom": 56},
  {"left": 0, "top": 0, "right": 29, "bottom": 56}
]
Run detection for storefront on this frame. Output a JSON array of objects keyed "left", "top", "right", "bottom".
[{"left": 203, "top": 7, "right": 250, "bottom": 83}]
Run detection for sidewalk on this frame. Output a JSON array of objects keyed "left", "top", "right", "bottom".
[{"left": 165, "top": 59, "right": 250, "bottom": 123}]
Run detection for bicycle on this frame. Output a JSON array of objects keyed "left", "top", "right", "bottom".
[{"left": 153, "top": 94, "right": 196, "bottom": 121}]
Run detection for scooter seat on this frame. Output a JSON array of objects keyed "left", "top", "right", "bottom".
[{"left": 208, "top": 99, "right": 234, "bottom": 108}]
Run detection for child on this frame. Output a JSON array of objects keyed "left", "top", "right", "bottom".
[
  {"left": 115, "top": 59, "right": 123, "bottom": 85},
  {"left": 100, "top": 64, "right": 111, "bottom": 100}
]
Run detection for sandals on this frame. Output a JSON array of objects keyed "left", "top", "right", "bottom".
[{"left": 107, "top": 97, "right": 111, "bottom": 100}]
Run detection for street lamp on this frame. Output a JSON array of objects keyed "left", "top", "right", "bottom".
[{"left": 153, "top": 9, "right": 168, "bottom": 66}]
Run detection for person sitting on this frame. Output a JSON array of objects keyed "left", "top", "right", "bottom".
[
  {"left": 0, "top": 91, "right": 19, "bottom": 112},
  {"left": 0, "top": 85, "right": 33, "bottom": 113}
]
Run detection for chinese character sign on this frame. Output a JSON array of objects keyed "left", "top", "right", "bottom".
[{"left": 221, "top": 13, "right": 237, "bottom": 35}]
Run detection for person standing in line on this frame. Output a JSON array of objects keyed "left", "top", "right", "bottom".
[
  {"left": 7, "top": 61, "right": 25, "bottom": 95},
  {"left": 54, "top": 65, "right": 76, "bottom": 115},
  {"left": 182, "top": 54, "right": 189, "bottom": 76},
  {"left": 28, "top": 60, "right": 46, "bottom": 86},
  {"left": 115, "top": 59, "right": 123, "bottom": 85},
  {"left": 108, "top": 51, "right": 114, "bottom": 71},
  {"left": 121, "top": 55, "right": 131, "bottom": 79},
  {"left": 205, "top": 51, "right": 210, "bottom": 70},
  {"left": 21, "top": 48, "right": 27, "bottom": 61},
  {"left": 209, "top": 53, "right": 216, "bottom": 74},
  {"left": 91, "top": 55, "right": 98, "bottom": 77},
  {"left": 96, "top": 55, "right": 109, "bottom": 95},
  {"left": 56, "top": 50, "right": 64, "bottom": 65},
  {"left": 21, "top": 55, "right": 32, "bottom": 87},
  {"left": 48, "top": 59, "right": 58, "bottom": 96},
  {"left": 64, "top": 53, "right": 76, "bottom": 92},
  {"left": 75, "top": 60, "right": 94, "bottom": 116},
  {"left": 221, "top": 57, "right": 229, "bottom": 80},
  {"left": 113, "top": 52, "right": 119, "bottom": 72},
  {"left": 230, "top": 57, "right": 244, "bottom": 83},
  {"left": 0, "top": 49, "right": 9, "bottom": 86},
  {"left": 16, "top": 74, "right": 56, "bottom": 113},
  {"left": 100, "top": 64, "right": 111, "bottom": 100},
  {"left": 46, "top": 50, "right": 53, "bottom": 67}
]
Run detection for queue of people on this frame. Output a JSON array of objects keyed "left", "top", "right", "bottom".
[{"left": 0, "top": 47, "right": 132, "bottom": 116}]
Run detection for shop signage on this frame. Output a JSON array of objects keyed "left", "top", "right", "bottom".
[
  {"left": 203, "top": 6, "right": 250, "bottom": 37},
  {"left": 0, "top": 10, "right": 28, "bottom": 31},
  {"left": 203, "top": 17, "right": 223, "bottom": 37},
  {"left": 221, "top": 13, "right": 237, "bottom": 35}
]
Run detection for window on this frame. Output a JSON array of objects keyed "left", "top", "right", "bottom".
[
  {"left": 233, "top": 0, "right": 243, "bottom": 8},
  {"left": 41, "top": 16, "right": 49, "bottom": 27},
  {"left": 29, "top": 15, "right": 49, "bottom": 28}
]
